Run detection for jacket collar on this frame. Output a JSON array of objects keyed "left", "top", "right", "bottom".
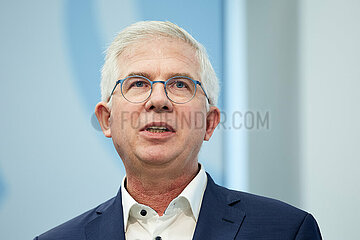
[
  {"left": 84, "top": 173, "right": 245, "bottom": 240},
  {"left": 192, "top": 173, "right": 246, "bottom": 240},
  {"left": 85, "top": 189, "right": 125, "bottom": 240}
]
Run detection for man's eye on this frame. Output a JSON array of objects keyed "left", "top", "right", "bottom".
[
  {"left": 135, "top": 81, "right": 144, "bottom": 87},
  {"left": 174, "top": 81, "right": 188, "bottom": 88},
  {"left": 131, "top": 80, "right": 147, "bottom": 87},
  {"left": 176, "top": 82, "right": 184, "bottom": 88}
]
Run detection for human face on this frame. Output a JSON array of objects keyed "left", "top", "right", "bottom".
[{"left": 97, "top": 37, "right": 220, "bottom": 175}]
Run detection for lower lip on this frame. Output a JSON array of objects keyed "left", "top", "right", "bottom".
[{"left": 139, "top": 130, "right": 175, "bottom": 140}]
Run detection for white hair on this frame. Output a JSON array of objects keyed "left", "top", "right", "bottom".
[{"left": 101, "top": 21, "right": 219, "bottom": 107}]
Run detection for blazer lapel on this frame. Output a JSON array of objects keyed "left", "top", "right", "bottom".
[
  {"left": 85, "top": 189, "right": 125, "bottom": 240},
  {"left": 192, "top": 174, "right": 245, "bottom": 240},
  {"left": 84, "top": 175, "right": 245, "bottom": 240}
]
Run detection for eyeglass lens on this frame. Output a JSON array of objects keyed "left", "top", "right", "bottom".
[{"left": 121, "top": 76, "right": 196, "bottom": 103}]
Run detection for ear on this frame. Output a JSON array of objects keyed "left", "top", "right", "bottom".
[
  {"left": 95, "top": 102, "right": 112, "bottom": 138},
  {"left": 204, "top": 106, "right": 220, "bottom": 141}
]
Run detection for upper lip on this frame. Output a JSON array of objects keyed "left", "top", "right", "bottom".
[{"left": 140, "top": 122, "right": 176, "bottom": 132}]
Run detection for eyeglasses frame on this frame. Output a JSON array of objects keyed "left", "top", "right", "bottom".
[{"left": 109, "top": 75, "right": 210, "bottom": 104}]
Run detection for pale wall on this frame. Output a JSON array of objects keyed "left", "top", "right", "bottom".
[{"left": 300, "top": 0, "right": 360, "bottom": 239}]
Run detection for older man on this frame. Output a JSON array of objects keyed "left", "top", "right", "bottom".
[{"left": 35, "top": 21, "right": 322, "bottom": 240}]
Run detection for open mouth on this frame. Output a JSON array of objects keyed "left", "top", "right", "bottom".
[
  {"left": 146, "top": 126, "right": 171, "bottom": 133},
  {"left": 141, "top": 123, "right": 176, "bottom": 134}
]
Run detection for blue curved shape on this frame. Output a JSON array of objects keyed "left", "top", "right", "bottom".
[
  {"left": 63, "top": 0, "right": 123, "bottom": 168},
  {"left": 64, "top": 0, "right": 103, "bottom": 113}
]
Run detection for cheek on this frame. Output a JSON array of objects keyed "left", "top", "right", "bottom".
[
  {"left": 110, "top": 103, "right": 143, "bottom": 131},
  {"left": 176, "top": 107, "right": 207, "bottom": 132},
  {"left": 123, "top": 111, "right": 142, "bottom": 130},
  {"left": 193, "top": 111, "right": 207, "bottom": 130}
]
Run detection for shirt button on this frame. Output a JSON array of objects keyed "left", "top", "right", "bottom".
[
  {"left": 140, "top": 209, "right": 147, "bottom": 216},
  {"left": 155, "top": 236, "right": 162, "bottom": 240}
]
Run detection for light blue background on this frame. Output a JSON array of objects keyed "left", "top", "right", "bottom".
[
  {"left": 1, "top": 1, "right": 359, "bottom": 239},
  {"left": 0, "top": 1, "right": 224, "bottom": 239}
]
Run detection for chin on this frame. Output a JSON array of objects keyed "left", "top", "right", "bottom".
[{"left": 136, "top": 148, "right": 178, "bottom": 166}]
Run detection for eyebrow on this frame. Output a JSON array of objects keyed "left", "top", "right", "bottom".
[
  {"left": 125, "top": 72, "right": 197, "bottom": 80},
  {"left": 169, "top": 72, "right": 197, "bottom": 80},
  {"left": 126, "top": 72, "right": 151, "bottom": 79}
]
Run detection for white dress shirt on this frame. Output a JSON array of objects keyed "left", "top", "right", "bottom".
[{"left": 121, "top": 164, "right": 207, "bottom": 240}]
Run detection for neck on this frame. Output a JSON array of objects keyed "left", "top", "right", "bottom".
[{"left": 125, "top": 162, "right": 199, "bottom": 215}]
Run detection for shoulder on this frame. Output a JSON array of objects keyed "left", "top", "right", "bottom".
[
  {"left": 232, "top": 188, "right": 308, "bottom": 219},
  {"left": 35, "top": 197, "right": 116, "bottom": 240},
  {"left": 205, "top": 175, "right": 322, "bottom": 238},
  {"left": 207, "top": 174, "right": 307, "bottom": 218},
  {"left": 231, "top": 190, "right": 321, "bottom": 238}
]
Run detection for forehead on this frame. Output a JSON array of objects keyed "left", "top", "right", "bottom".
[{"left": 117, "top": 37, "right": 200, "bottom": 80}]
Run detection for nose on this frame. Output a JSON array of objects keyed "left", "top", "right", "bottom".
[{"left": 144, "top": 82, "right": 173, "bottom": 112}]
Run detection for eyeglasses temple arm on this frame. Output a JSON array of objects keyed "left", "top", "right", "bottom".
[
  {"left": 197, "top": 82, "right": 211, "bottom": 104},
  {"left": 109, "top": 80, "right": 121, "bottom": 101}
]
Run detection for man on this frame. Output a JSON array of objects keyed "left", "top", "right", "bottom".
[{"left": 35, "top": 21, "right": 322, "bottom": 240}]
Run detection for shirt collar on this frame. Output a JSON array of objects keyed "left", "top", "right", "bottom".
[
  {"left": 121, "top": 177, "right": 137, "bottom": 231},
  {"left": 121, "top": 163, "right": 207, "bottom": 231},
  {"left": 177, "top": 163, "right": 207, "bottom": 221}
]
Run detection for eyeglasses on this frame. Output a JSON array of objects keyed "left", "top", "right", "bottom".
[{"left": 109, "top": 75, "right": 210, "bottom": 104}]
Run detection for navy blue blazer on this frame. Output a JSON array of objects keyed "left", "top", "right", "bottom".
[{"left": 35, "top": 174, "right": 322, "bottom": 239}]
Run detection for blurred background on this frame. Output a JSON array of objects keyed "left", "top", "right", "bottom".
[{"left": 0, "top": 0, "right": 359, "bottom": 239}]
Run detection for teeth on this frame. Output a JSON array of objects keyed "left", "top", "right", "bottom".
[
  {"left": 146, "top": 126, "right": 169, "bottom": 133},
  {"left": 148, "top": 129, "right": 166, "bottom": 133}
]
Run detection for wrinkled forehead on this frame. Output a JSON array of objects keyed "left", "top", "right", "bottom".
[{"left": 117, "top": 36, "right": 201, "bottom": 79}]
